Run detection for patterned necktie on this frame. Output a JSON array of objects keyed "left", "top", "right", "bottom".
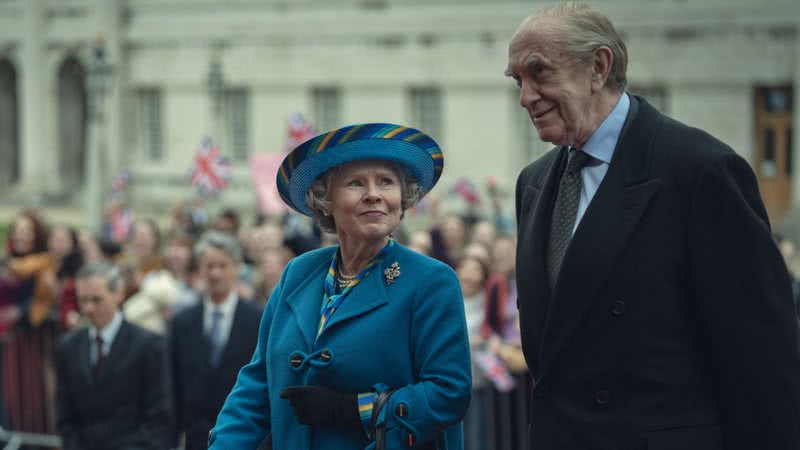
[
  {"left": 208, "top": 309, "right": 224, "bottom": 368},
  {"left": 547, "top": 148, "right": 591, "bottom": 290},
  {"left": 93, "top": 335, "right": 104, "bottom": 378}
]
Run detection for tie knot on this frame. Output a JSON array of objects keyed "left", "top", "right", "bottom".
[{"left": 566, "top": 148, "right": 591, "bottom": 175}]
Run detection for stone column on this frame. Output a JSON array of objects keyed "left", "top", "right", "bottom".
[
  {"left": 18, "top": 0, "right": 46, "bottom": 199},
  {"left": 96, "top": 0, "right": 124, "bottom": 185}
]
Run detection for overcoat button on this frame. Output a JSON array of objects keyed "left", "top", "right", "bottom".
[
  {"left": 396, "top": 403, "right": 407, "bottom": 417},
  {"left": 320, "top": 350, "right": 332, "bottom": 362},
  {"left": 290, "top": 354, "right": 303, "bottom": 368},
  {"left": 611, "top": 300, "right": 626, "bottom": 316},
  {"left": 594, "top": 390, "right": 610, "bottom": 405}
]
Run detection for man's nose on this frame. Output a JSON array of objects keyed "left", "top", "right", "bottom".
[{"left": 519, "top": 81, "right": 541, "bottom": 109}]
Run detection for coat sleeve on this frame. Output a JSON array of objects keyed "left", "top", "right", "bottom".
[
  {"left": 208, "top": 260, "right": 291, "bottom": 450},
  {"left": 55, "top": 341, "right": 83, "bottom": 450},
  {"left": 688, "top": 153, "right": 800, "bottom": 449},
  {"left": 374, "top": 265, "right": 472, "bottom": 448}
]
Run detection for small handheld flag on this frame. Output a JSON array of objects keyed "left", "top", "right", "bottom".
[{"left": 190, "top": 137, "right": 233, "bottom": 195}]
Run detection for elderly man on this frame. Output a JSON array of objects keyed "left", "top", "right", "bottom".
[
  {"left": 168, "top": 231, "right": 263, "bottom": 450},
  {"left": 507, "top": 3, "right": 800, "bottom": 449},
  {"left": 55, "top": 262, "right": 172, "bottom": 450}
]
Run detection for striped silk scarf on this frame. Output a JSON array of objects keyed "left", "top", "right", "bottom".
[{"left": 317, "top": 239, "right": 395, "bottom": 337}]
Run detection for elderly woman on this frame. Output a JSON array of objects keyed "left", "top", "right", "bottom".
[{"left": 210, "top": 123, "right": 471, "bottom": 450}]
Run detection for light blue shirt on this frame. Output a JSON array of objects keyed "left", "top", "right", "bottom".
[
  {"left": 572, "top": 92, "right": 630, "bottom": 233},
  {"left": 88, "top": 311, "right": 123, "bottom": 365}
]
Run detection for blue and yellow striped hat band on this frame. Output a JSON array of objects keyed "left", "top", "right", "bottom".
[{"left": 277, "top": 123, "right": 444, "bottom": 216}]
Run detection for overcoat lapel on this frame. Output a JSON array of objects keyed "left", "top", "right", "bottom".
[
  {"left": 322, "top": 250, "right": 392, "bottom": 334},
  {"left": 187, "top": 303, "right": 211, "bottom": 369},
  {"left": 97, "top": 320, "right": 130, "bottom": 381},
  {"left": 77, "top": 329, "right": 92, "bottom": 384},
  {"left": 538, "top": 96, "right": 662, "bottom": 380},
  {"left": 220, "top": 299, "right": 248, "bottom": 367},
  {"left": 284, "top": 255, "right": 331, "bottom": 350},
  {"left": 517, "top": 146, "right": 568, "bottom": 367}
]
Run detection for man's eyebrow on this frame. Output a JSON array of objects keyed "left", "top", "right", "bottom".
[{"left": 524, "top": 54, "right": 544, "bottom": 71}]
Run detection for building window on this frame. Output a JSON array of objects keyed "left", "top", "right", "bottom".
[
  {"left": 312, "top": 87, "right": 341, "bottom": 133},
  {"left": 137, "top": 88, "right": 163, "bottom": 161},
  {"left": 409, "top": 87, "right": 442, "bottom": 141},
  {"left": 754, "top": 86, "right": 794, "bottom": 222},
  {"left": 629, "top": 85, "right": 669, "bottom": 113},
  {"left": 224, "top": 88, "right": 250, "bottom": 161}
]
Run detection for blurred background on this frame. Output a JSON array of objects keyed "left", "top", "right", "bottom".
[
  {"left": 0, "top": 0, "right": 796, "bottom": 235},
  {"left": 0, "top": 1, "right": 799, "bottom": 449}
]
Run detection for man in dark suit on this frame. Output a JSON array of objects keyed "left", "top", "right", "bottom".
[
  {"left": 56, "top": 262, "right": 172, "bottom": 450},
  {"left": 507, "top": 3, "right": 800, "bottom": 449},
  {"left": 169, "top": 231, "right": 263, "bottom": 450}
]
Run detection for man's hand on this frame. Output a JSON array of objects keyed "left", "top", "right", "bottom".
[{"left": 279, "top": 385, "right": 361, "bottom": 428}]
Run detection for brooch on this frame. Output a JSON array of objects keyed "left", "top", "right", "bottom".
[{"left": 384, "top": 262, "right": 401, "bottom": 284}]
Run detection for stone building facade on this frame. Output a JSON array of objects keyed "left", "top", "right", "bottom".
[{"left": 0, "top": 0, "right": 797, "bottom": 226}]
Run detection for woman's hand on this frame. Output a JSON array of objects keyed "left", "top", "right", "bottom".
[{"left": 280, "top": 385, "right": 361, "bottom": 427}]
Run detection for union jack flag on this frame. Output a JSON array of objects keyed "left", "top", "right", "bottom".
[
  {"left": 451, "top": 177, "right": 481, "bottom": 205},
  {"left": 190, "top": 137, "right": 233, "bottom": 194},
  {"left": 474, "top": 349, "right": 516, "bottom": 392},
  {"left": 108, "top": 170, "right": 129, "bottom": 199},
  {"left": 286, "top": 112, "right": 316, "bottom": 152}
]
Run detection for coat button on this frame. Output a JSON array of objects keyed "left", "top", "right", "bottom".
[
  {"left": 594, "top": 390, "right": 610, "bottom": 405},
  {"left": 611, "top": 300, "right": 626, "bottom": 316},
  {"left": 290, "top": 354, "right": 303, "bottom": 368},
  {"left": 395, "top": 403, "right": 407, "bottom": 417},
  {"left": 320, "top": 350, "right": 332, "bottom": 362}
]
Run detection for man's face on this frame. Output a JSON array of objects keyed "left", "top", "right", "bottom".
[
  {"left": 507, "top": 18, "right": 598, "bottom": 147},
  {"left": 77, "top": 275, "right": 122, "bottom": 330},
  {"left": 199, "top": 246, "right": 240, "bottom": 302}
]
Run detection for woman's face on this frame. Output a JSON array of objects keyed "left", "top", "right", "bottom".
[
  {"left": 78, "top": 230, "right": 103, "bottom": 263},
  {"left": 457, "top": 258, "right": 485, "bottom": 298},
  {"left": 442, "top": 215, "right": 466, "bottom": 250},
  {"left": 492, "top": 237, "right": 516, "bottom": 275},
  {"left": 260, "top": 249, "right": 289, "bottom": 286},
  {"left": 48, "top": 226, "right": 74, "bottom": 259},
  {"left": 130, "top": 222, "right": 158, "bottom": 257},
  {"left": 164, "top": 241, "right": 192, "bottom": 275},
  {"left": 12, "top": 215, "right": 36, "bottom": 255},
  {"left": 328, "top": 160, "right": 402, "bottom": 247}
]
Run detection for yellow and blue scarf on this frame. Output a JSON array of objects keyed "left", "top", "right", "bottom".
[{"left": 317, "top": 239, "right": 394, "bottom": 337}]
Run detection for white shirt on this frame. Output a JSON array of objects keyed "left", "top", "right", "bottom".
[
  {"left": 88, "top": 311, "right": 123, "bottom": 365},
  {"left": 203, "top": 292, "right": 239, "bottom": 349}
]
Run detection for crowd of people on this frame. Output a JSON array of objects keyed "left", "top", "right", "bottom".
[{"left": 0, "top": 187, "right": 528, "bottom": 449}]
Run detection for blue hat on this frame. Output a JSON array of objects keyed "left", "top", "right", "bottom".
[{"left": 277, "top": 123, "right": 444, "bottom": 216}]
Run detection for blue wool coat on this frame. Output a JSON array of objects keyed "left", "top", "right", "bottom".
[{"left": 209, "top": 243, "right": 472, "bottom": 450}]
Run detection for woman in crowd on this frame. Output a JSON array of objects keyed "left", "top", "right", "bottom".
[
  {"left": 47, "top": 224, "right": 83, "bottom": 331},
  {"left": 210, "top": 123, "right": 471, "bottom": 450},
  {"left": 122, "top": 218, "right": 163, "bottom": 299},
  {"left": 456, "top": 256, "right": 490, "bottom": 450},
  {"left": 0, "top": 209, "right": 57, "bottom": 434}
]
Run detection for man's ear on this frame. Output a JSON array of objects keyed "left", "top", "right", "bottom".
[{"left": 591, "top": 46, "right": 613, "bottom": 92}]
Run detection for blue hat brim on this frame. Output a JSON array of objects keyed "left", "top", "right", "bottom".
[{"left": 277, "top": 124, "right": 443, "bottom": 216}]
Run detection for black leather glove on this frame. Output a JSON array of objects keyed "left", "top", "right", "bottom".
[{"left": 279, "top": 385, "right": 361, "bottom": 428}]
